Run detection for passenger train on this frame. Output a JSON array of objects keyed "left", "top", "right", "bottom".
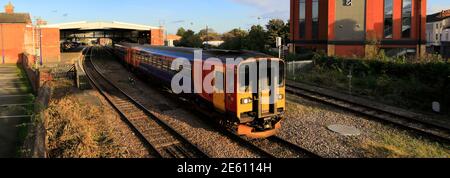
[{"left": 112, "top": 43, "right": 286, "bottom": 138}]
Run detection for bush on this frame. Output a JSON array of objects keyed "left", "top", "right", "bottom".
[{"left": 295, "top": 54, "right": 450, "bottom": 114}]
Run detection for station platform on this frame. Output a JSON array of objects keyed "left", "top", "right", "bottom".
[{"left": 0, "top": 64, "right": 34, "bottom": 157}]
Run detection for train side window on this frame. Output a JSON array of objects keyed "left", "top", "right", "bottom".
[
  {"left": 158, "top": 57, "right": 163, "bottom": 69},
  {"left": 150, "top": 56, "right": 155, "bottom": 66},
  {"left": 163, "top": 59, "right": 169, "bottom": 71}
]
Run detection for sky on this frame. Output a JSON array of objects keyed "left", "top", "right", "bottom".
[{"left": 4, "top": 0, "right": 450, "bottom": 34}]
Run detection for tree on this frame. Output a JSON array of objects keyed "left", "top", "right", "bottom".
[
  {"left": 245, "top": 25, "right": 268, "bottom": 52},
  {"left": 176, "top": 27, "right": 186, "bottom": 37},
  {"left": 220, "top": 28, "right": 248, "bottom": 50},
  {"left": 174, "top": 29, "right": 202, "bottom": 48},
  {"left": 265, "top": 19, "right": 289, "bottom": 47},
  {"left": 197, "top": 28, "right": 221, "bottom": 41}
]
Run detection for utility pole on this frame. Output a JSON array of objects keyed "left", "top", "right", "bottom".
[{"left": 205, "top": 25, "right": 209, "bottom": 49}]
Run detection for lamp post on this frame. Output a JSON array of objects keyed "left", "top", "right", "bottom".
[
  {"left": 35, "top": 17, "right": 43, "bottom": 67},
  {"left": 276, "top": 37, "right": 282, "bottom": 59}
]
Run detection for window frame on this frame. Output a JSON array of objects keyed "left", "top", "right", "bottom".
[
  {"left": 383, "top": 0, "right": 394, "bottom": 39},
  {"left": 311, "top": 0, "right": 319, "bottom": 40},
  {"left": 298, "top": 0, "right": 306, "bottom": 39},
  {"left": 401, "top": 0, "right": 412, "bottom": 39}
]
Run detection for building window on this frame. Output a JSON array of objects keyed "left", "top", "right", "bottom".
[
  {"left": 312, "top": 0, "right": 319, "bottom": 39},
  {"left": 436, "top": 34, "right": 439, "bottom": 41},
  {"left": 299, "top": 0, "right": 306, "bottom": 39},
  {"left": 401, "top": 0, "right": 412, "bottom": 38},
  {"left": 384, "top": 0, "right": 393, "bottom": 39}
]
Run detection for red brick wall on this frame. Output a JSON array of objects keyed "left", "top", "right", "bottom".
[
  {"left": 40, "top": 28, "right": 60, "bottom": 63},
  {"left": 0, "top": 23, "right": 26, "bottom": 64},
  {"left": 150, "top": 29, "right": 164, "bottom": 46},
  {"left": 0, "top": 24, "right": 60, "bottom": 64},
  {"left": 335, "top": 45, "right": 365, "bottom": 57}
]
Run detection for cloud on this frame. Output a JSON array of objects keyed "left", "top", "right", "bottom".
[
  {"left": 428, "top": 5, "right": 445, "bottom": 14},
  {"left": 171, "top": 20, "right": 186, "bottom": 24},
  {"left": 231, "top": 0, "right": 290, "bottom": 20}
]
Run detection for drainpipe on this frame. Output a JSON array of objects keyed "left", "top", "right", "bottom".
[
  {"left": 1, "top": 24, "right": 4, "bottom": 64},
  {"left": 39, "top": 27, "right": 43, "bottom": 66}
]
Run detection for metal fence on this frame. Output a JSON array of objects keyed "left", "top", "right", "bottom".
[{"left": 286, "top": 60, "right": 313, "bottom": 79}]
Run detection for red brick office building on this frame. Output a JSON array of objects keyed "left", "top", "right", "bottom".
[
  {"left": 0, "top": 2, "right": 60, "bottom": 64},
  {"left": 290, "top": 0, "right": 427, "bottom": 57}
]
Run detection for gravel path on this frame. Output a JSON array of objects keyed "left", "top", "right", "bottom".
[
  {"left": 280, "top": 94, "right": 449, "bottom": 158},
  {"left": 92, "top": 55, "right": 262, "bottom": 158}
]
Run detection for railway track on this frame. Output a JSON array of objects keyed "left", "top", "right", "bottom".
[
  {"left": 246, "top": 136, "right": 321, "bottom": 158},
  {"left": 93, "top": 47, "right": 322, "bottom": 158},
  {"left": 83, "top": 47, "right": 209, "bottom": 158},
  {"left": 98, "top": 46, "right": 321, "bottom": 158},
  {"left": 286, "top": 83, "right": 450, "bottom": 142}
]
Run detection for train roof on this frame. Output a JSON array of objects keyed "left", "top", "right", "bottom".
[{"left": 116, "top": 43, "right": 274, "bottom": 62}]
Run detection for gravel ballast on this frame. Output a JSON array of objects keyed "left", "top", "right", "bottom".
[{"left": 92, "top": 54, "right": 262, "bottom": 158}]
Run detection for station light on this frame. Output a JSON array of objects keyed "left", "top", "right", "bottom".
[{"left": 278, "top": 94, "right": 284, "bottom": 100}]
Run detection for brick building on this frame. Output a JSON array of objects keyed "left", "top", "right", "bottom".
[
  {"left": 426, "top": 9, "right": 450, "bottom": 58},
  {"left": 290, "top": 0, "right": 427, "bottom": 57},
  {"left": 0, "top": 2, "right": 60, "bottom": 64}
]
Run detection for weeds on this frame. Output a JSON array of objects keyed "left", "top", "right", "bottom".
[
  {"left": 290, "top": 54, "right": 450, "bottom": 115},
  {"left": 363, "top": 131, "right": 450, "bottom": 158}
]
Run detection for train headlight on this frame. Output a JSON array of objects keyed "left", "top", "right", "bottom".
[
  {"left": 241, "top": 98, "right": 253, "bottom": 104},
  {"left": 278, "top": 94, "right": 284, "bottom": 100}
]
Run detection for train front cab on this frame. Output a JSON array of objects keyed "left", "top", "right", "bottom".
[{"left": 235, "top": 58, "right": 286, "bottom": 139}]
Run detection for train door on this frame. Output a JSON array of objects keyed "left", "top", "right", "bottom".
[
  {"left": 213, "top": 66, "right": 226, "bottom": 113},
  {"left": 257, "top": 61, "right": 277, "bottom": 118}
]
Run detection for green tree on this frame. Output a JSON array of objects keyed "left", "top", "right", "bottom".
[
  {"left": 197, "top": 28, "right": 221, "bottom": 41},
  {"left": 176, "top": 27, "right": 186, "bottom": 37},
  {"left": 220, "top": 28, "right": 248, "bottom": 50},
  {"left": 245, "top": 25, "right": 267, "bottom": 52},
  {"left": 265, "top": 19, "right": 289, "bottom": 47},
  {"left": 174, "top": 29, "right": 202, "bottom": 48}
]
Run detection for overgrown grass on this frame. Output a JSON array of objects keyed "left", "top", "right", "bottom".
[
  {"left": 15, "top": 64, "right": 33, "bottom": 93},
  {"left": 363, "top": 131, "right": 450, "bottom": 158},
  {"left": 44, "top": 80, "right": 129, "bottom": 158},
  {"left": 289, "top": 54, "right": 450, "bottom": 115}
]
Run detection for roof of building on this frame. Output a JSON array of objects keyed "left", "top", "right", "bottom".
[
  {"left": 166, "top": 34, "right": 181, "bottom": 41},
  {"left": 427, "top": 10, "right": 450, "bottom": 23},
  {"left": 45, "top": 21, "right": 162, "bottom": 31},
  {"left": 0, "top": 12, "right": 31, "bottom": 23}
]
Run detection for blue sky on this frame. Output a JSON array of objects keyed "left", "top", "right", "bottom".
[{"left": 4, "top": 0, "right": 450, "bottom": 34}]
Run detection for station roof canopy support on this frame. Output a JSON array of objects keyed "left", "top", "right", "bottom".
[{"left": 44, "top": 21, "right": 161, "bottom": 31}]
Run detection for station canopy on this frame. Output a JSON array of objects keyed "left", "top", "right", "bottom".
[
  {"left": 46, "top": 21, "right": 164, "bottom": 44},
  {"left": 45, "top": 21, "right": 161, "bottom": 31}
]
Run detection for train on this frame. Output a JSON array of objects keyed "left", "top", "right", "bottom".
[{"left": 112, "top": 43, "right": 286, "bottom": 138}]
